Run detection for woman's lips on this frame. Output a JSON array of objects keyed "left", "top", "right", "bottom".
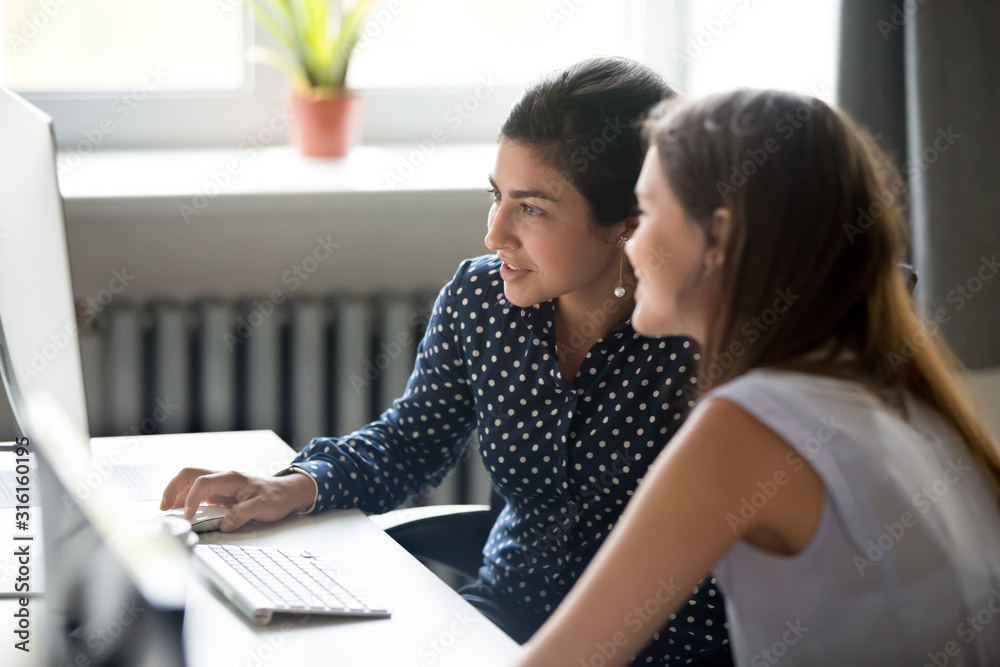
[{"left": 500, "top": 262, "right": 531, "bottom": 283}]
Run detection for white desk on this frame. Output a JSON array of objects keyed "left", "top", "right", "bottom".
[{"left": 0, "top": 430, "right": 521, "bottom": 667}]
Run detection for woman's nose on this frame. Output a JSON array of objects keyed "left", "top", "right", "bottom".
[{"left": 485, "top": 205, "right": 516, "bottom": 251}]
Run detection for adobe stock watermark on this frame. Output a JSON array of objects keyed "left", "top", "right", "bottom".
[
  {"left": 532, "top": 115, "right": 632, "bottom": 203},
  {"left": 748, "top": 619, "right": 809, "bottom": 666},
  {"left": 671, "top": 0, "right": 755, "bottom": 68},
  {"left": 349, "top": 304, "right": 432, "bottom": 394},
  {"left": 544, "top": 0, "right": 593, "bottom": 30},
  {"left": 383, "top": 75, "right": 500, "bottom": 188},
  {"left": 59, "top": 596, "right": 146, "bottom": 665},
  {"left": 79, "top": 266, "right": 135, "bottom": 323},
  {"left": 552, "top": 238, "right": 675, "bottom": 365},
  {"left": 354, "top": 0, "right": 405, "bottom": 52},
  {"left": 60, "top": 396, "right": 181, "bottom": 509},
  {"left": 179, "top": 103, "right": 294, "bottom": 223},
  {"left": 554, "top": 293, "right": 627, "bottom": 364},
  {"left": 507, "top": 449, "right": 666, "bottom": 599},
  {"left": 402, "top": 610, "right": 478, "bottom": 667},
  {"left": 222, "top": 235, "right": 340, "bottom": 352},
  {"left": 14, "top": 320, "right": 78, "bottom": 385},
  {"left": 14, "top": 267, "right": 134, "bottom": 383},
  {"left": 57, "top": 66, "right": 171, "bottom": 179},
  {"left": 921, "top": 589, "right": 1000, "bottom": 667},
  {"left": 505, "top": 501, "right": 584, "bottom": 573},
  {"left": 844, "top": 126, "right": 960, "bottom": 244},
  {"left": 887, "top": 254, "right": 998, "bottom": 372},
  {"left": 579, "top": 577, "right": 684, "bottom": 667},
  {"left": 715, "top": 99, "right": 823, "bottom": 198},
  {"left": 726, "top": 415, "right": 842, "bottom": 533},
  {"left": 943, "top": 253, "right": 998, "bottom": 312},
  {"left": 699, "top": 288, "right": 799, "bottom": 389},
  {"left": 230, "top": 616, "right": 312, "bottom": 667},
  {"left": 6, "top": 0, "right": 74, "bottom": 53},
  {"left": 66, "top": 597, "right": 146, "bottom": 660},
  {"left": 544, "top": 0, "right": 589, "bottom": 30},
  {"left": 853, "top": 457, "right": 972, "bottom": 576},
  {"left": 878, "top": 0, "right": 930, "bottom": 40},
  {"left": 407, "top": 441, "right": 482, "bottom": 506},
  {"left": 886, "top": 307, "right": 951, "bottom": 371}
]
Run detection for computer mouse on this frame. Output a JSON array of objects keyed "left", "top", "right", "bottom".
[{"left": 162, "top": 505, "right": 230, "bottom": 533}]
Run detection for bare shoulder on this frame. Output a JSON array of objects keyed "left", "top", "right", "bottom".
[
  {"left": 665, "top": 397, "right": 826, "bottom": 554},
  {"left": 662, "top": 397, "right": 795, "bottom": 474}
]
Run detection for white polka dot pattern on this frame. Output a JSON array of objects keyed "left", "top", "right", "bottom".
[{"left": 291, "top": 255, "right": 728, "bottom": 664}]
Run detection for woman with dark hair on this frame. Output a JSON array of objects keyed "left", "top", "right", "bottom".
[
  {"left": 162, "top": 57, "right": 732, "bottom": 665},
  {"left": 517, "top": 89, "right": 1000, "bottom": 666}
]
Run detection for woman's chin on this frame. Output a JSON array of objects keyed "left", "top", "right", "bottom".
[
  {"left": 630, "top": 305, "right": 661, "bottom": 337},
  {"left": 632, "top": 303, "right": 687, "bottom": 339},
  {"left": 502, "top": 284, "right": 540, "bottom": 309}
]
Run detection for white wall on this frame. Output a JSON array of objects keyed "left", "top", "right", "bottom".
[
  {"left": 0, "top": 185, "right": 493, "bottom": 441},
  {"left": 64, "top": 190, "right": 491, "bottom": 303}
]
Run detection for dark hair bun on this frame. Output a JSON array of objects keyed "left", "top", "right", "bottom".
[{"left": 501, "top": 57, "right": 676, "bottom": 227}]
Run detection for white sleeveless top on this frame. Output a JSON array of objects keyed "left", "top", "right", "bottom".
[{"left": 704, "top": 369, "right": 1000, "bottom": 666}]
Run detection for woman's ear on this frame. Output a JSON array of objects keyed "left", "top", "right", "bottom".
[
  {"left": 704, "top": 207, "right": 732, "bottom": 273},
  {"left": 619, "top": 215, "right": 639, "bottom": 241}
]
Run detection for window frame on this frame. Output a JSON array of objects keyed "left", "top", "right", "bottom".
[{"left": 16, "top": 0, "right": 684, "bottom": 150}]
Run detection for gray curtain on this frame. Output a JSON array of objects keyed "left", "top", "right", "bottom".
[{"left": 838, "top": 1, "right": 1000, "bottom": 369}]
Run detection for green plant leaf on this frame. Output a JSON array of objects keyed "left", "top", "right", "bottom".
[
  {"left": 328, "top": 0, "right": 375, "bottom": 90},
  {"left": 304, "top": 0, "right": 328, "bottom": 66},
  {"left": 251, "top": 0, "right": 295, "bottom": 51},
  {"left": 285, "top": 0, "right": 321, "bottom": 87},
  {"left": 249, "top": 0, "right": 376, "bottom": 93}
]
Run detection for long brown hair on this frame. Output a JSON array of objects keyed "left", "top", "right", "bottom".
[{"left": 646, "top": 89, "right": 1000, "bottom": 496}]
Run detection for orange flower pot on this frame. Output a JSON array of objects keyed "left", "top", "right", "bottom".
[{"left": 288, "top": 90, "right": 364, "bottom": 158}]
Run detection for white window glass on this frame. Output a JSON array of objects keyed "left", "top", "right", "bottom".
[
  {"left": 349, "top": 0, "right": 630, "bottom": 89},
  {"left": 2, "top": 0, "right": 246, "bottom": 92},
  {"left": 680, "top": 0, "right": 841, "bottom": 103}
]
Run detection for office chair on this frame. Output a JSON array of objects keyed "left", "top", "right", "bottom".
[{"left": 373, "top": 503, "right": 499, "bottom": 582}]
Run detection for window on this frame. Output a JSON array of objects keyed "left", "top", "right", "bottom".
[
  {"left": 348, "top": 0, "right": 631, "bottom": 89},
  {"left": 680, "top": 0, "right": 841, "bottom": 103},
  {"left": 2, "top": 0, "right": 678, "bottom": 148},
  {"left": 3, "top": 0, "right": 246, "bottom": 92},
  {"left": 0, "top": 0, "right": 838, "bottom": 150}
]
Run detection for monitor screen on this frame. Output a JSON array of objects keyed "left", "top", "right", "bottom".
[
  {"left": 0, "top": 86, "right": 90, "bottom": 439},
  {"left": 25, "top": 392, "right": 188, "bottom": 666}
]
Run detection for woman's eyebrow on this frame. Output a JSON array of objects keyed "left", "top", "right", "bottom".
[
  {"left": 511, "top": 189, "right": 557, "bottom": 201},
  {"left": 488, "top": 175, "right": 558, "bottom": 202}
]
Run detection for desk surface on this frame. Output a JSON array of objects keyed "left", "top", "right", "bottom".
[{"left": 0, "top": 430, "right": 521, "bottom": 667}]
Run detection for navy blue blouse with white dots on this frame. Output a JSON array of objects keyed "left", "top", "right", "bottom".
[{"left": 291, "top": 255, "right": 729, "bottom": 664}]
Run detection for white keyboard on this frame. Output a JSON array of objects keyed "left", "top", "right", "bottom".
[{"left": 193, "top": 544, "right": 390, "bottom": 625}]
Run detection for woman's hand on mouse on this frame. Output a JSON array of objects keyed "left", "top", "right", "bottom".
[{"left": 160, "top": 468, "right": 317, "bottom": 532}]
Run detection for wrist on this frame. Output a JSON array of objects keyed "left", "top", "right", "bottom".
[{"left": 273, "top": 466, "right": 319, "bottom": 515}]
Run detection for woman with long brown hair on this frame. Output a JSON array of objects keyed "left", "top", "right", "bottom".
[{"left": 517, "top": 89, "right": 1000, "bottom": 666}]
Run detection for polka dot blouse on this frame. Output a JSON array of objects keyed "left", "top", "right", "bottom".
[{"left": 291, "top": 255, "right": 729, "bottom": 664}]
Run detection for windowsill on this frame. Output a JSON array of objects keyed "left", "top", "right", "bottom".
[
  {"left": 56, "top": 143, "right": 498, "bottom": 202},
  {"left": 57, "top": 142, "right": 499, "bottom": 303}
]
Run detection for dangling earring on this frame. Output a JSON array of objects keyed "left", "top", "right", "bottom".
[{"left": 614, "top": 236, "right": 628, "bottom": 298}]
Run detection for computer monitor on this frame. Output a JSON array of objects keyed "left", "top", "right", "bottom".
[
  {"left": 0, "top": 85, "right": 90, "bottom": 438},
  {"left": 24, "top": 392, "right": 188, "bottom": 666}
]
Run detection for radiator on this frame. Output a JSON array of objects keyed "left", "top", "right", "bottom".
[{"left": 76, "top": 295, "right": 492, "bottom": 507}]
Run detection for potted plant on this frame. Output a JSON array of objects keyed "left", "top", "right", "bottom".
[{"left": 249, "top": 0, "right": 376, "bottom": 157}]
